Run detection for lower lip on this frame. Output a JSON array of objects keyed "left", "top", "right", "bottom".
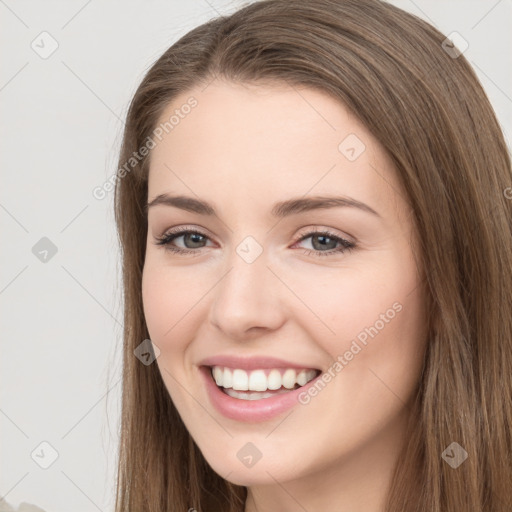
[{"left": 199, "top": 366, "right": 320, "bottom": 422}]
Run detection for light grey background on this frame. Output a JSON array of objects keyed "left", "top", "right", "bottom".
[{"left": 1, "top": 1, "right": 511, "bottom": 511}]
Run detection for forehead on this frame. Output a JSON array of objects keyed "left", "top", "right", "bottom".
[{"left": 147, "top": 80, "right": 404, "bottom": 221}]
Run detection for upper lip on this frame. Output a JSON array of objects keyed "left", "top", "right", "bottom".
[{"left": 198, "top": 355, "right": 321, "bottom": 371}]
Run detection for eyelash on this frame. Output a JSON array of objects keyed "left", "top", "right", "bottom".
[{"left": 153, "top": 226, "right": 356, "bottom": 258}]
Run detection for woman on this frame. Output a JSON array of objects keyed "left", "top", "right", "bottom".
[{"left": 113, "top": 0, "right": 512, "bottom": 510}]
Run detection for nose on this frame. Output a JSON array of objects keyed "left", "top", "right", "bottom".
[{"left": 208, "top": 245, "right": 286, "bottom": 340}]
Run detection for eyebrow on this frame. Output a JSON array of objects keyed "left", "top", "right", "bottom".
[{"left": 146, "top": 193, "right": 381, "bottom": 218}]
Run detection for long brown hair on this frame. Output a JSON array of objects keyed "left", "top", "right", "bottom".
[{"left": 113, "top": 0, "right": 512, "bottom": 510}]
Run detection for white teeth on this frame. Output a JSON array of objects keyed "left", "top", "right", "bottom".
[
  {"left": 212, "top": 366, "right": 223, "bottom": 386},
  {"left": 297, "top": 370, "right": 309, "bottom": 386},
  {"left": 232, "top": 369, "right": 249, "bottom": 390},
  {"left": 282, "top": 369, "right": 296, "bottom": 389},
  {"left": 267, "top": 369, "right": 282, "bottom": 390},
  {"left": 223, "top": 367, "right": 233, "bottom": 388},
  {"left": 248, "top": 370, "right": 267, "bottom": 392},
  {"left": 211, "top": 366, "right": 318, "bottom": 391}
]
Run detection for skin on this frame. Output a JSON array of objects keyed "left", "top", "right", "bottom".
[{"left": 142, "top": 79, "right": 428, "bottom": 512}]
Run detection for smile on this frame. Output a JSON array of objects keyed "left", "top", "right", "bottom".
[
  {"left": 211, "top": 366, "right": 320, "bottom": 400},
  {"left": 199, "top": 363, "right": 323, "bottom": 422}
]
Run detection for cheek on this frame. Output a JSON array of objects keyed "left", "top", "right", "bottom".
[
  {"left": 287, "top": 259, "right": 405, "bottom": 340},
  {"left": 141, "top": 262, "right": 198, "bottom": 353},
  {"left": 288, "top": 247, "right": 426, "bottom": 377},
  {"left": 141, "top": 263, "right": 200, "bottom": 410},
  {"left": 141, "top": 257, "right": 221, "bottom": 409},
  {"left": 286, "top": 258, "right": 426, "bottom": 454},
  {"left": 142, "top": 266, "right": 170, "bottom": 340}
]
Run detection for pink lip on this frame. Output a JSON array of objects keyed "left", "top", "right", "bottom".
[
  {"left": 199, "top": 365, "right": 322, "bottom": 422},
  {"left": 198, "top": 354, "right": 320, "bottom": 371}
]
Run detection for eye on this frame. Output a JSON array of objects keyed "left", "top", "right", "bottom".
[
  {"left": 153, "top": 227, "right": 212, "bottom": 256},
  {"left": 153, "top": 226, "right": 356, "bottom": 257},
  {"left": 292, "top": 228, "right": 355, "bottom": 257}
]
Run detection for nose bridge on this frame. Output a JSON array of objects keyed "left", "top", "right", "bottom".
[{"left": 208, "top": 235, "right": 284, "bottom": 337}]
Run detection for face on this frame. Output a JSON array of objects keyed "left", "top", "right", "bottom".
[{"left": 142, "top": 80, "right": 427, "bottom": 494}]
